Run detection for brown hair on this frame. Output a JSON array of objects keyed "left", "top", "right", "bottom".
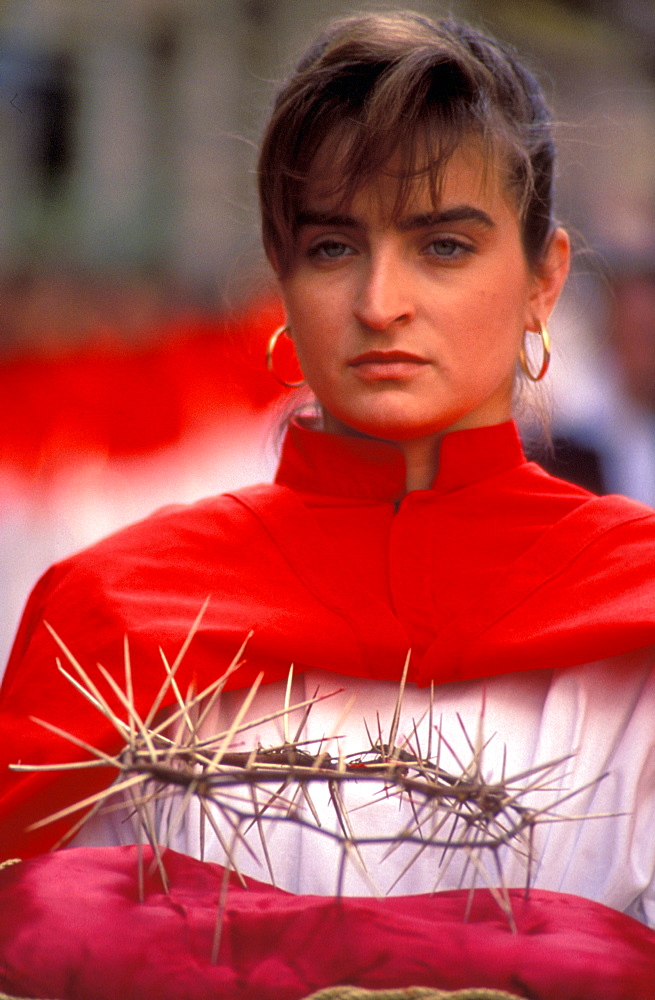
[{"left": 258, "top": 11, "right": 556, "bottom": 275}]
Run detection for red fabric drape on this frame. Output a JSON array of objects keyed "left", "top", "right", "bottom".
[{"left": 1, "top": 846, "right": 653, "bottom": 1000}]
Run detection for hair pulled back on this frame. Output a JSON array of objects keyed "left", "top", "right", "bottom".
[{"left": 258, "top": 11, "right": 556, "bottom": 275}]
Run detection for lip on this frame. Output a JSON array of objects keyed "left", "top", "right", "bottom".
[
  {"left": 349, "top": 350, "right": 428, "bottom": 366},
  {"left": 348, "top": 350, "right": 430, "bottom": 381}
]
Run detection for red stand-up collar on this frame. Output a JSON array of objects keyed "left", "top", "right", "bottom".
[{"left": 275, "top": 418, "right": 526, "bottom": 502}]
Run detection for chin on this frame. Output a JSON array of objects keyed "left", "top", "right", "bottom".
[
  {"left": 344, "top": 416, "right": 447, "bottom": 444},
  {"left": 326, "top": 399, "right": 463, "bottom": 443}
]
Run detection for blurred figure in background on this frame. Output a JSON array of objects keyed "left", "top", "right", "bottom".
[
  {"left": 603, "top": 263, "right": 655, "bottom": 501},
  {"left": 544, "top": 258, "right": 655, "bottom": 502}
]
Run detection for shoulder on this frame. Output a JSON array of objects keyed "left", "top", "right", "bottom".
[
  {"left": 515, "top": 458, "right": 602, "bottom": 502},
  {"left": 436, "top": 485, "right": 655, "bottom": 682},
  {"left": 13, "top": 483, "right": 294, "bottom": 633},
  {"left": 56, "top": 483, "right": 290, "bottom": 571},
  {"left": 515, "top": 460, "right": 655, "bottom": 532},
  {"left": 515, "top": 463, "right": 655, "bottom": 573},
  {"left": 562, "top": 492, "right": 655, "bottom": 586},
  {"left": 2, "top": 482, "right": 301, "bottom": 690}
]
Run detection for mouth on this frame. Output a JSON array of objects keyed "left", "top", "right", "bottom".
[
  {"left": 349, "top": 350, "right": 428, "bottom": 366},
  {"left": 348, "top": 350, "right": 430, "bottom": 380}
]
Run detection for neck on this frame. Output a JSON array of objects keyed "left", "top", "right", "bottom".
[
  {"left": 321, "top": 410, "right": 441, "bottom": 492},
  {"left": 395, "top": 435, "right": 441, "bottom": 492}
]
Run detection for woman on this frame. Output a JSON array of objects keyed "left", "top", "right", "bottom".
[{"left": 2, "top": 11, "right": 655, "bottom": 998}]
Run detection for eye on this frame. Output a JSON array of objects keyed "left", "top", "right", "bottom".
[
  {"left": 423, "top": 237, "right": 474, "bottom": 259},
  {"left": 307, "top": 239, "right": 355, "bottom": 260}
]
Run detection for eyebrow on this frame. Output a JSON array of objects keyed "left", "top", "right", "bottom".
[
  {"left": 295, "top": 206, "right": 495, "bottom": 231},
  {"left": 398, "top": 207, "right": 494, "bottom": 230},
  {"left": 296, "top": 211, "right": 359, "bottom": 229}
]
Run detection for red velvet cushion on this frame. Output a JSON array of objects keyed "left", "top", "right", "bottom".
[{"left": 0, "top": 846, "right": 654, "bottom": 1000}]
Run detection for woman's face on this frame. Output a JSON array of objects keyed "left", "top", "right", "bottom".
[{"left": 278, "top": 141, "right": 569, "bottom": 443}]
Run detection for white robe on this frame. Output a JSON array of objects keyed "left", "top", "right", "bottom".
[{"left": 72, "top": 648, "right": 655, "bottom": 927}]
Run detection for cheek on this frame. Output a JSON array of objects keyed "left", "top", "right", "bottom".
[
  {"left": 284, "top": 288, "right": 348, "bottom": 377},
  {"left": 283, "top": 281, "right": 324, "bottom": 344},
  {"left": 450, "top": 307, "right": 524, "bottom": 395},
  {"left": 476, "top": 284, "right": 531, "bottom": 353},
  {"left": 288, "top": 322, "right": 338, "bottom": 388}
]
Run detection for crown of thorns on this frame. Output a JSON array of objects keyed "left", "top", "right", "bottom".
[{"left": 11, "top": 600, "right": 610, "bottom": 963}]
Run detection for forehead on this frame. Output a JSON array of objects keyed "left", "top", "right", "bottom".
[{"left": 301, "top": 139, "right": 510, "bottom": 220}]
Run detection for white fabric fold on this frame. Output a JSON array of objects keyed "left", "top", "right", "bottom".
[{"left": 72, "top": 648, "right": 655, "bottom": 925}]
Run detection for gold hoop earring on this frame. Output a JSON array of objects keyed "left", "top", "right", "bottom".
[
  {"left": 519, "top": 322, "right": 551, "bottom": 382},
  {"left": 266, "top": 325, "right": 305, "bottom": 388}
]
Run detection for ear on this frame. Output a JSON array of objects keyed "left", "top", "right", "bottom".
[
  {"left": 268, "top": 246, "right": 280, "bottom": 274},
  {"left": 526, "top": 227, "right": 570, "bottom": 330}
]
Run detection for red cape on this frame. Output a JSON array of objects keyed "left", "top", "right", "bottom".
[{"left": 2, "top": 425, "right": 655, "bottom": 859}]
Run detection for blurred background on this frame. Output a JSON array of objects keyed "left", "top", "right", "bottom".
[{"left": 1, "top": 0, "right": 655, "bottom": 672}]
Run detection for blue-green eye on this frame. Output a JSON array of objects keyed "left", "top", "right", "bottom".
[
  {"left": 425, "top": 238, "right": 473, "bottom": 258},
  {"left": 308, "top": 240, "right": 353, "bottom": 259}
]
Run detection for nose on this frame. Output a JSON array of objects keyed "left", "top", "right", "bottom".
[{"left": 353, "top": 248, "right": 415, "bottom": 331}]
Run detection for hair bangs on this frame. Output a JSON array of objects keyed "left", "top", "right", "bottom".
[{"left": 259, "top": 11, "right": 557, "bottom": 273}]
